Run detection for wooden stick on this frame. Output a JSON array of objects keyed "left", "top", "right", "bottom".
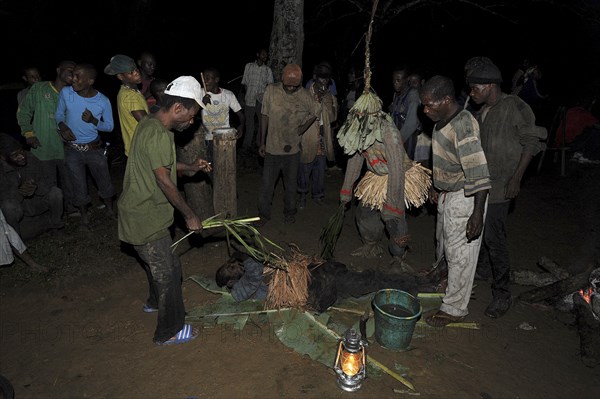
[
  {"left": 537, "top": 256, "right": 570, "bottom": 280},
  {"left": 417, "top": 320, "right": 480, "bottom": 330},
  {"left": 368, "top": 356, "right": 416, "bottom": 391},
  {"left": 518, "top": 264, "right": 595, "bottom": 303},
  {"left": 200, "top": 72, "right": 208, "bottom": 93}
]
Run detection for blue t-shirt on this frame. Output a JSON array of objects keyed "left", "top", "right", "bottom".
[{"left": 55, "top": 86, "right": 114, "bottom": 144}]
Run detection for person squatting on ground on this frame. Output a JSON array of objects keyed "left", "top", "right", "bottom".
[
  {"left": 338, "top": 91, "right": 413, "bottom": 274},
  {"left": 117, "top": 76, "right": 211, "bottom": 346},
  {"left": 467, "top": 59, "right": 547, "bottom": 319},
  {"left": 256, "top": 63, "right": 321, "bottom": 226},
  {"left": 0, "top": 133, "right": 64, "bottom": 237},
  {"left": 104, "top": 54, "right": 149, "bottom": 158},
  {"left": 297, "top": 62, "right": 338, "bottom": 209},
  {"left": 419, "top": 75, "right": 491, "bottom": 327},
  {"left": 55, "top": 63, "right": 116, "bottom": 227},
  {"left": 16, "top": 60, "right": 77, "bottom": 216}
]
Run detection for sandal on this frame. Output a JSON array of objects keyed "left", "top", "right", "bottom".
[
  {"left": 143, "top": 303, "right": 158, "bottom": 313},
  {"left": 425, "top": 310, "right": 466, "bottom": 328},
  {"left": 156, "top": 324, "right": 199, "bottom": 346}
]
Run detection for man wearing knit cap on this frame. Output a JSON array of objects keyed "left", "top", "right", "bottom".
[
  {"left": 467, "top": 58, "right": 547, "bottom": 318},
  {"left": 255, "top": 63, "right": 321, "bottom": 226},
  {"left": 457, "top": 56, "right": 493, "bottom": 115}
]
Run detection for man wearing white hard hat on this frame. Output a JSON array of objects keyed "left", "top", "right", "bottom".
[{"left": 117, "top": 76, "right": 211, "bottom": 346}]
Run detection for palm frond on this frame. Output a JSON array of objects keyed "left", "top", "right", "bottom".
[
  {"left": 171, "top": 215, "right": 282, "bottom": 263},
  {"left": 319, "top": 202, "right": 346, "bottom": 259}
]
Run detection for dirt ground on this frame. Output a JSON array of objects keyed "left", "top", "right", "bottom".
[{"left": 1, "top": 150, "right": 600, "bottom": 399}]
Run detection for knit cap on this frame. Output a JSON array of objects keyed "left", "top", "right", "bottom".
[{"left": 466, "top": 62, "right": 503, "bottom": 85}]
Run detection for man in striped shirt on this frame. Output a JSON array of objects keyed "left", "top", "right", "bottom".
[
  {"left": 420, "top": 75, "right": 491, "bottom": 327},
  {"left": 241, "top": 48, "right": 274, "bottom": 150}
]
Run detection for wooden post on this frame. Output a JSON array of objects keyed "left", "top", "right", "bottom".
[
  {"left": 176, "top": 125, "right": 215, "bottom": 234},
  {"left": 213, "top": 128, "right": 238, "bottom": 218}
]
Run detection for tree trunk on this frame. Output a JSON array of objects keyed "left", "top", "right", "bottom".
[{"left": 269, "top": 0, "right": 305, "bottom": 82}]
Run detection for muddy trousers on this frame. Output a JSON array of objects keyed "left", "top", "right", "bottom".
[
  {"left": 477, "top": 201, "right": 511, "bottom": 301},
  {"left": 436, "top": 190, "right": 487, "bottom": 317},
  {"left": 134, "top": 235, "right": 185, "bottom": 343},
  {"left": 356, "top": 203, "right": 407, "bottom": 258}
]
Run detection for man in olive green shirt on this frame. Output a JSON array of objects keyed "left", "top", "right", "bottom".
[{"left": 117, "top": 76, "right": 210, "bottom": 346}]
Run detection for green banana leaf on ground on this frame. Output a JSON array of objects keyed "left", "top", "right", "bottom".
[{"left": 186, "top": 274, "right": 478, "bottom": 392}]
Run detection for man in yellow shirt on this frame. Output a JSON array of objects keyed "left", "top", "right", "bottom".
[{"left": 104, "top": 55, "right": 149, "bottom": 157}]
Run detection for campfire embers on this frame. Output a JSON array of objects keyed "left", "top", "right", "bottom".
[
  {"left": 573, "top": 268, "right": 600, "bottom": 368},
  {"left": 574, "top": 292, "right": 600, "bottom": 368},
  {"left": 578, "top": 286, "right": 600, "bottom": 320},
  {"left": 517, "top": 262, "right": 600, "bottom": 368}
]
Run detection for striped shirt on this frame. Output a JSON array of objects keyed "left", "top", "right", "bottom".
[
  {"left": 432, "top": 110, "right": 491, "bottom": 196},
  {"left": 241, "top": 62, "right": 274, "bottom": 106}
]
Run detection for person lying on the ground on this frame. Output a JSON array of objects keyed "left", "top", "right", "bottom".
[
  {"left": 216, "top": 251, "right": 443, "bottom": 313},
  {"left": 215, "top": 252, "right": 269, "bottom": 302}
]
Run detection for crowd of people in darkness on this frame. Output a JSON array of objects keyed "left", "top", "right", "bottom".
[{"left": 5, "top": 47, "right": 598, "bottom": 344}]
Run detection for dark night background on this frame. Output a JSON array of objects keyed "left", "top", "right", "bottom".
[{"left": 2, "top": 0, "right": 600, "bottom": 135}]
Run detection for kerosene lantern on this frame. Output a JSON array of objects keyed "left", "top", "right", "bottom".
[{"left": 333, "top": 328, "right": 367, "bottom": 392}]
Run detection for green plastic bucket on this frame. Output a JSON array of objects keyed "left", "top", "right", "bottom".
[{"left": 372, "top": 289, "right": 422, "bottom": 351}]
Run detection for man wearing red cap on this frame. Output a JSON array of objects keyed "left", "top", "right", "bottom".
[{"left": 256, "top": 63, "right": 321, "bottom": 226}]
